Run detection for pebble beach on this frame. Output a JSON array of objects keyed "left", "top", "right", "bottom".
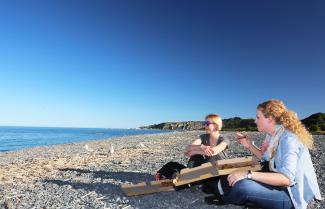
[{"left": 0, "top": 131, "right": 324, "bottom": 209}]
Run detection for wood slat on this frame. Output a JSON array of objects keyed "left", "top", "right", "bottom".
[
  {"left": 121, "top": 179, "right": 174, "bottom": 196},
  {"left": 173, "top": 162, "right": 218, "bottom": 186}
]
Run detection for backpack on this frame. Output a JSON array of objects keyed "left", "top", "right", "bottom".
[{"left": 155, "top": 161, "right": 186, "bottom": 180}]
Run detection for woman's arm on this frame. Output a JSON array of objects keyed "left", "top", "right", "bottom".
[
  {"left": 246, "top": 143, "right": 262, "bottom": 160},
  {"left": 237, "top": 133, "right": 262, "bottom": 160},
  {"left": 229, "top": 133, "right": 300, "bottom": 187},
  {"left": 184, "top": 138, "right": 205, "bottom": 156},
  {"left": 186, "top": 149, "right": 205, "bottom": 156},
  {"left": 210, "top": 141, "right": 228, "bottom": 155},
  {"left": 250, "top": 171, "right": 290, "bottom": 186},
  {"left": 184, "top": 138, "right": 215, "bottom": 156},
  {"left": 227, "top": 170, "right": 290, "bottom": 187}
]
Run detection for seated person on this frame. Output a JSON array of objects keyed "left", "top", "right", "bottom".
[
  {"left": 222, "top": 99, "right": 322, "bottom": 209},
  {"left": 184, "top": 114, "right": 230, "bottom": 193}
]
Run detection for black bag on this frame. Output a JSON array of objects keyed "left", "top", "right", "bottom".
[{"left": 156, "top": 161, "right": 186, "bottom": 180}]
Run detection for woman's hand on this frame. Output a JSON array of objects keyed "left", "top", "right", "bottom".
[
  {"left": 227, "top": 170, "right": 248, "bottom": 187},
  {"left": 200, "top": 144, "right": 214, "bottom": 156},
  {"left": 184, "top": 150, "right": 192, "bottom": 157},
  {"left": 236, "top": 133, "right": 252, "bottom": 149}
]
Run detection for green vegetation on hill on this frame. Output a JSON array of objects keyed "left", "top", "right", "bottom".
[
  {"left": 140, "top": 113, "right": 325, "bottom": 134},
  {"left": 222, "top": 117, "right": 257, "bottom": 131},
  {"left": 301, "top": 112, "right": 325, "bottom": 134}
]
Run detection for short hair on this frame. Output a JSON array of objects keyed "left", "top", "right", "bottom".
[{"left": 205, "top": 114, "right": 223, "bottom": 131}]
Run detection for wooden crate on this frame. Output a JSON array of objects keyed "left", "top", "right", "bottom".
[
  {"left": 121, "top": 179, "right": 174, "bottom": 196},
  {"left": 173, "top": 156, "right": 260, "bottom": 186}
]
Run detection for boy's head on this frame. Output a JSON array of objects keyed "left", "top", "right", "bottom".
[{"left": 204, "top": 114, "right": 223, "bottom": 131}]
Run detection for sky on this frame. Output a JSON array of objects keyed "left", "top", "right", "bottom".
[{"left": 0, "top": 0, "right": 324, "bottom": 128}]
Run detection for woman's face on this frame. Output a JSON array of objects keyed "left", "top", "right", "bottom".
[
  {"left": 255, "top": 109, "right": 274, "bottom": 133},
  {"left": 204, "top": 120, "right": 218, "bottom": 133}
]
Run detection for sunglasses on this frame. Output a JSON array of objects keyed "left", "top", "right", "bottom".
[{"left": 203, "top": 120, "right": 216, "bottom": 126}]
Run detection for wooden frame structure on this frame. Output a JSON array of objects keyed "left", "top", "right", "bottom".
[
  {"left": 173, "top": 156, "right": 261, "bottom": 186},
  {"left": 121, "top": 156, "right": 261, "bottom": 196}
]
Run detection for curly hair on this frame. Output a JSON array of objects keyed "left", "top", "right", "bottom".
[{"left": 257, "top": 99, "right": 313, "bottom": 149}]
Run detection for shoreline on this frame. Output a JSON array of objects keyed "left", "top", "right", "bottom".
[
  {"left": 1, "top": 131, "right": 323, "bottom": 208},
  {"left": 0, "top": 127, "right": 172, "bottom": 153}
]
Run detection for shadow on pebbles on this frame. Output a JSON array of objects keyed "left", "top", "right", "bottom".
[{"left": 0, "top": 131, "right": 323, "bottom": 209}]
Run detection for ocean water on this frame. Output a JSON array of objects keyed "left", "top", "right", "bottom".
[{"left": 0, "top": 126, "right": 171, "bottom": 152}]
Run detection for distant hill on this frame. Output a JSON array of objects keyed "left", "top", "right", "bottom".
[
  {"left": 222, "top": 117, "right": 257, "bottom": 131},
  {"left": 140, "top": 113, "right": 325, "bottom": 134},
  {"left": 139, "top": 117, "right": 256, "bottom": 131},
  {"left": 139, "top": 121, "right": 204, "bottom": 131},
  {"left": 301, "top": 112, "right": 325, "bottom": 133}
]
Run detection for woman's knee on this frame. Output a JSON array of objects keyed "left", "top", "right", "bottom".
[
  {"left": 222, "top": 179, "right": 252, "bottom": 204},
  {"left": 187, "top": 155, "right": 205, "bottom": 168},
  {"left": 231, "top": 179, "right": 252, "bottom": 194}
]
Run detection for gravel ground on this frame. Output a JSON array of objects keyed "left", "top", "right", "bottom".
[{"left": 0, "top": 131, "right": 323, "bottom": 209}]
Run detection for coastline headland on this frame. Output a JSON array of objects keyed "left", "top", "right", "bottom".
[{"left": 140, "top": 113, "right": 325, "bottom": 134}]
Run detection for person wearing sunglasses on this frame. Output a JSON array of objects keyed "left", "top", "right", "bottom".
[
  {"left": 220, "top": 100, "right": 322, "bottom": 209},
  {"left": 184, "top": 114, "right": 230, "bottom": 194}
]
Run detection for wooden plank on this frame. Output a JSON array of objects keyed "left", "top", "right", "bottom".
[
  {"left": 174, "top": 156, "right": 261, "bottom": 186},
  {"left": 217, "top": 164, "right": 261, "bottom": 176},
  {"left": 216, "top": 156, "right": 260, "bottom": 171},
  {"left": 173, "top": 162, "right": 218, "bottom": 186},
  {"left": 121, "top": 179, "right": 174, "bottom": 196},
  {"left": 217, "top": 156, "right": 254, "bottom": 168}
]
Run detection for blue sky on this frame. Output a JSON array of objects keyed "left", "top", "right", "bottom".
[{"left": 0, "top": 0, "right": 324, "bottom": 128}]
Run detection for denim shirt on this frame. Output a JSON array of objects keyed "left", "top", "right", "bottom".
[{"left": 272, "top": 130, "right": 322, "bottom": 209}]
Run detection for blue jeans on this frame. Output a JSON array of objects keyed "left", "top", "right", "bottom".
[{"left": 221, "top": 179, "right": 294, "bottom": 209}]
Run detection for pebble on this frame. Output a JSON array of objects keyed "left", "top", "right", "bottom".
[{"left": 0, "top": 131, "right": 323, "bottom": 209}]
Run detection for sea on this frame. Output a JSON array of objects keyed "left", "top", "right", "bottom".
[{"left": 0, "top": 126, "right": 172, "bottom": 152}]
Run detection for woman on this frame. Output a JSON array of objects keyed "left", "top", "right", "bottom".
[
  {"left": 184, "top": 113, "right": 230, "bottom": 167},
  {"left": 184, "top": 114, "right": 230, "bottom": 194},
  {"left": 222, "top": 99, "right": 322, "bottom": 209}
]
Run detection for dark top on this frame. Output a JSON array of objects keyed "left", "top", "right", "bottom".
[{"left": 200, "top": 133, "right": 230, "bottom": 161}]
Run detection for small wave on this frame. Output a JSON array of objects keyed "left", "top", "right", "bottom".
[{"left": 0, "top": 149, "right": 10, "bottom": 152}]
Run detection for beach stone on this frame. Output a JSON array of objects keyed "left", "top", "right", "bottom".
[{"left": 0, "top": 131, "right": 323, "bottom": 209}]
